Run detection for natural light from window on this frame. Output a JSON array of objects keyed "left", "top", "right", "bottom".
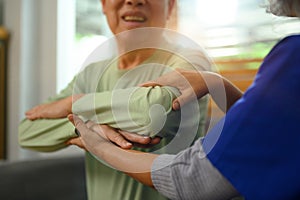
[
  {"left": 196, "top": 0, "right": 238, "bottom": 26},
  {"left": 56, "top": 0, "right": 300, "bottom": 91}
]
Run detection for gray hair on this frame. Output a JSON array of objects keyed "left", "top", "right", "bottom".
[{"left": 267, "top": 0, "right": 300, "bottom": 17}]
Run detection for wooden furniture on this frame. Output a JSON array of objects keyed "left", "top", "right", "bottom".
[
  {"left": 220, "top": 68, "right": 258, "bottom": 91},
  {"left": 0, "top": 26, "right": 8, "bottom": 159},
  {"left": 206, "top": 58, "right": 262, "bottom": 130}
]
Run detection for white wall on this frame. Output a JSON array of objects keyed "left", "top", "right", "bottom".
[{"left": 4, "top": 0, "right": 82, "bottom": 161}]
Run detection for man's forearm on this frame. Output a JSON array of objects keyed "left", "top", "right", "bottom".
[
  {"left": 72, "top": 86, "right": 180, "bottom": 136},
  {"left": 19, "top": 118, "right": 76, "bottom": 152}
]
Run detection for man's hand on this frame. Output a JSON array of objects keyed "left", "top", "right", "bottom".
[
  {"left": 67, "top": 114, "right": 161, "bottom": 150},
  {"left": 66, "top": 137, "right": 86, "bottom": 150},
  {"left": 25, "top": 95, "right": 83, "bottom": 120}
]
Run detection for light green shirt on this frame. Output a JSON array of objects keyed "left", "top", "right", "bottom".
[{"left": 19, "top": 48, "right": 211, "bottom": 200}]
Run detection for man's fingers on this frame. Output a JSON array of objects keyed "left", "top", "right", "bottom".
[
  {"left": 66, "top": 137, "right": 87, "bottom": 150},
  {"left": 66, "top": 137, "right": 78, "bottom": 145},
  {"left": 68, "top": 114, "right": 75, "bottom": 125}
]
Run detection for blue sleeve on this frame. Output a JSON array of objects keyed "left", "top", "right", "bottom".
[{"left": 204, "top": 35, "right": 300, "bottom": 200}]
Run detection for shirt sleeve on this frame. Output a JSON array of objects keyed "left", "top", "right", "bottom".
[
  {"left": 18, "top": 79, "right": 181, "bottom": 151},
  {"left": 151, "top": 138, "right": 239, "bottom": 200},
  {"left": 18, "top": 78, "right": 79, "bottom": 152},
  {"left": 72, "top": 86, "right": 182, "bottom": 137},
  {"left": 19, "top": 58, "right": 208, "bottom": 151}
]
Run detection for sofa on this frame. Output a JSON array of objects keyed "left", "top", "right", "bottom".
[{"left": 0, "top": 156, "right": 87, "bottom": 200}]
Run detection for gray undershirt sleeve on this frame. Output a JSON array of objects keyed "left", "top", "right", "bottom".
[{"left": 151, "top": 138, "right": 240, "bottom": 200}]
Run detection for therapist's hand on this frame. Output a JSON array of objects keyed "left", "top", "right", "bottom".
[
  {"left": 26, "top": 94, "right": 84, "bottom": 120},
  {"left": 118, "top": 130, "right": 161, "bottom": 149},
  {"left": 141, "top": 69, "right": 209, "bottom": 110},
  {"left": 67, "top": 115, "right": 110, "bottom": 153},
  {"left": 67, "top": 114, "right": 161, "bottom": 150}
]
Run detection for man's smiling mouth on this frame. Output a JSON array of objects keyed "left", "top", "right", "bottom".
[{"left": 123, "top": 16, "right": 146, "bottom": 22}]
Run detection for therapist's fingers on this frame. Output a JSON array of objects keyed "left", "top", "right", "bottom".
[
  {"left": 139, "top": 81, "right": 162, "bottom": 87},
  {"left": 88, "top": 123, "right": 133, "bottom": 149},
  {"left": 113, "top": 130, "right": 162, "bottom": 149},
  {"left": 172, "top": 95, "right": 190, "bottom": 111},
  {"left": 133, "top": 136, "right": 162, "bottom": 148},
  {"left": 97, "top": 125, "right": 133, "bottom": 149},
  {"left": 69, "top": 115, "right": 132, "bottom": 149},
  {"left": 69, "top": 114, "right": 96, "bottom": 139},
  {"left": 118, "top": 130, "right": 152, "bottom": 145},
  {"left": 149, "top": 136, "right": 161, "bottom": 145}
]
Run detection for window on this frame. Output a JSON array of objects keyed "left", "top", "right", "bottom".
[
  {"left": 72, "top": 0, "right": 300, "bottom": 74},
  {"left": 177, "top": 0, "right": 300, "bottom": 69}
]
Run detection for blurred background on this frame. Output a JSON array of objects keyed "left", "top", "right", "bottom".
[{"left": 1, "top": 0, "right": 300, "bottom": 161}]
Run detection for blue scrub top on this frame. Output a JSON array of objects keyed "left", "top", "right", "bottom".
[{"left": 203, "top": 35, "right": 300, "bottom": 200}]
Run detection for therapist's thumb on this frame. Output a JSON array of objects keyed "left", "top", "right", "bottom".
[{"left": 172, "top": 93, "right": 194, "bottom": 110}]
